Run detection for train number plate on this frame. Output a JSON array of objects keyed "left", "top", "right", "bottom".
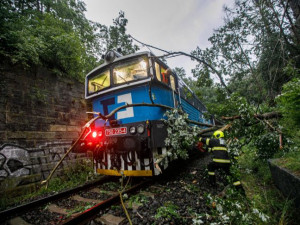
[{"left": 105, "top": 127, "right": 127, "bottom": 136}]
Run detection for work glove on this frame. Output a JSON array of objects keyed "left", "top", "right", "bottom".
[{"left": 197, "top": 141, "right": 206, "bottom": 152}]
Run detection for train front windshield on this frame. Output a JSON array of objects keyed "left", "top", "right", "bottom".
[
  {"left": 88, "top": 56, "right": 148, "bottom": 95},
  {"left": 88, "top": 69, "right": 110, "bottom": 93}
]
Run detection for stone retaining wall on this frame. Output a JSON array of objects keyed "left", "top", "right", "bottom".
[
  {"left": 0, "top": 65, "right": 91, "bottom": 193},
  {"left": 268, "top": 159, "right": 300, "bottom": 208}
]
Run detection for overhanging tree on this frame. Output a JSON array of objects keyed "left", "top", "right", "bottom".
[{"left": 192, "top": 0, "right": 300, "bottom": 105}]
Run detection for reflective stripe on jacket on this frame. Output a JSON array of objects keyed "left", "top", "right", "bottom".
[{"left": 199, "top": 137, "right": 231, "bottom": 164}]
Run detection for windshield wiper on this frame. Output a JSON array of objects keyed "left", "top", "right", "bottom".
[
  {"left": 101, "top": 76, "right": 107, "bottom": 86},
  {"left": 118, "top": 75, "right": 129, "bottom": 84}
]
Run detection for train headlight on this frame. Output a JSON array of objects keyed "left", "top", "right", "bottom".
[
  {"left": 104, "top": 50, "right": 116, "bottom": 63},
  {"left": 137, "top": 124, "right": 145, "bottom": 134},
  {"left": 129, "top": 126, "right": 136, "bottom": 134},
  {"left": 91, "top": 130, "right": 103, "bottom": 138}
]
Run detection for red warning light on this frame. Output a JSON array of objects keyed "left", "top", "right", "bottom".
[{"left": 92, "top": 131, "right": 97, "bottom": 138}]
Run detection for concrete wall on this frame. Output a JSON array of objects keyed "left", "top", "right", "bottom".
[{"left": 0, "top": 65, "right": 91, "bottom": 194}]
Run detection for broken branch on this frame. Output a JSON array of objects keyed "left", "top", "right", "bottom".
[{"left": 221, "top": 112, "right": 282, "bottom": 120}]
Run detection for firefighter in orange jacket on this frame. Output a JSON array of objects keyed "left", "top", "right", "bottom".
[{"left": 199, "top": 130, "right": 241, "bottom": 188}]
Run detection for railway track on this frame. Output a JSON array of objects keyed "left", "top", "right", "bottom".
[
  {"left": 1, "top": 176, "right": 151, "bottom": 225},
  {"left": 2, "top": 154, "right": 211, "bottom": 225},
  {"left": 62, "top": 179, "right": 150, "bottom": 225}
]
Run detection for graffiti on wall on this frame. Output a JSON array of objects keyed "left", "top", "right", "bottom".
[
  {"left": 0, "top": 144, "right": 31, "bottom": 180},
  {"left": 0, "top": 142, "right": 87, "bottom": 189}
]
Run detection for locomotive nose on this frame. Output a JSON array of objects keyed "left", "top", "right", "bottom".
[{"left": 123, "top": 137, "right": 137, "bottom": 150}]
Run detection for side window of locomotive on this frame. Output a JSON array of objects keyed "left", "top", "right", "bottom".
[
  {"left": 170, "top": 75, "right": 176, "bottom": 91},
  {"left": 161, "top": 66, "right": 169, "bottom": 84},
  {"left": 88, "top": 69, "right": 110, "bottom": 94},
  {"left": 155, "top": 62, "right": 161, "bottom": 81},
  {"left": 113, "top": 57, "right": 148, "bottom": 85}
]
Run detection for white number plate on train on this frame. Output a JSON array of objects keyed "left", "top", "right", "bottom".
[{"left": 105, "top": 127, "right": 127, "bottom": 136}]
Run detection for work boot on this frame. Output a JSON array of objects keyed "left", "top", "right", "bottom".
[
  {"left": 209, "top": 175, "right": 216, "bottom": 186},
  {"left": 233, "top": 181, "right": 245, "bottom": 195},
  {"left": 236, "top": 185, "right": 245, "bottom": 195}
]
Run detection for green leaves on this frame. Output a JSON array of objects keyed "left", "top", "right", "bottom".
[
  {"left": 155, "top": 201, "right": 180, "bottom": 220},
  {"left": 192, "top": 0, "right": 299, "bottom": 104},
  {"left": 276, "top": 66, "right": 300, "bottom": 145},
  {"left": 205, "top": 190, "right": 270, "bottom": 224},
  {"left": 99, "top": 11, "right": 139, "bottom": 55},
  {"left": 163, "top": 108, "right": 201, "bottom": 161},
  {"left": 0, "top": 1, "right": 99, "bottom": 80},
  {"left": 0, "top": 2, "right": 138, "bottom": 81},
  {"left": 276, "top": 77, "right": 300, "bottom": 127}
]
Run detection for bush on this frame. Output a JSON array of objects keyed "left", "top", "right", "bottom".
[{"left": 253, "top": 132, "right": 280, "bottom": 160}]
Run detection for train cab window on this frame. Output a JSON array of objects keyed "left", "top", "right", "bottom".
[
  {"left": 161, "top": 66, "right": 170, "bottom": 84},
  {"left": 113, "top": 57, "right": 148, "bottom": 85},
  {"left": 88, "top": 69, "right": 110, "bottom": 94},
  {"left": 155, "top": 62, "right": 161, "bottom": 81},
  {"left": 170, "top": 75, "right": 176, "bottom": 91}
]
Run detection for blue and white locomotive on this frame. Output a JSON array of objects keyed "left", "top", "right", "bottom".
[{"left": 83, "top": 50, "right": 214, "bottom": 176}]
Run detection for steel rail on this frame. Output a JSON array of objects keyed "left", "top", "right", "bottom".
[
  {"left": 61, "top": 179, "right": 151, "bottom": 225},
  {"left": 0, "top": 176, "right": 114, "bottom": 222}
]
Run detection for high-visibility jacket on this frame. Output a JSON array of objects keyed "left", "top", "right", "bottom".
[{"left": 199, "top": 137, "right": 230, "bottom": 164}]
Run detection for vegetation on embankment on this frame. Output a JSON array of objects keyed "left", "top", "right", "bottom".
[
  {"left": 0, "top": 160, "right": 97, "bottom": 211},
  {"left": 274, "top": 150, "right": 300, "bottom": 176}
]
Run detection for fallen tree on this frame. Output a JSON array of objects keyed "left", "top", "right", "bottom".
[{"left": 221, "top": 112, "right": 282, "bottom": 120}]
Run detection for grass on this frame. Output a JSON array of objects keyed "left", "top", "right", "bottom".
[
  {"left": 185, "top": 183, "right": 201, "bottom": 193},
  {"left": 275, "top": 150, "right": 300, "bottom": 176},
  {"left": 239, "top": 149, "right": 300, "bottom": 224},
  {"left": 0, "top": 160, "right": 98, "bottom": 211}
]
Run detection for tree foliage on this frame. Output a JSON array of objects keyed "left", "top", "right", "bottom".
[
  {"left": 98, "top": 11, "right": 139, "bottom": 55},
  {"left": 0, "top": 1, "right": 137, "bottom": 80},
  {"left": 160, "top": 1, "right": 300, "bottom": 164},
  {"left": 183, "top": 0, "right": 300, "bottom": 159},
  {"left": 192, "top": 0, "right": 300, "bottom": 105},
  {"left": 276, "top": 64, "right": 300, "bottom": 144},
  {"left": 163, "top": 108, "right": 200, "bottom": 160}
]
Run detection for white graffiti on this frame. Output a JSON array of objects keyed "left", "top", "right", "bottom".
[{"left": 0, "top": 145, "right": 31, "bottom": 180}]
